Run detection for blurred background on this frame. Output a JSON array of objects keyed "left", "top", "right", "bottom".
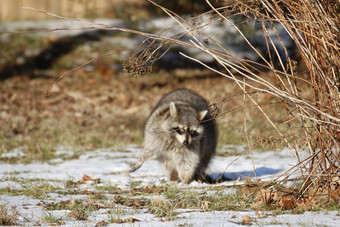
[
  {"left": 0, "top": 0, "right": 297, "bottom": 163},
  {"left": 0, "top": 0, "right": 217, "bottom": 22}
]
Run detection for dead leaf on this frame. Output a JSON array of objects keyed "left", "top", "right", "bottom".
[
  {"left": 202, "top": 201, "right": 209, "bottom": 211},
  {"left": 159, "top": 218, "right": 173, "bottom": 222},
  {"left": 255, "top": 209, "right": 261, "bottom": 218},
  {"left": 95, "top": 202, "right": 107, "bottom": 209},
  {"left": 277, "top": 195, "right": 296, "bottom": 210},
  {"left": 110, "top": 218, "right": 123, "bottom": 223},
  {"left": 86, "top": 198, "right": 107, "bottom": 209},
  {"left": 241, "top": 215, "right": 252, "bottom": 225},
  {"left": 95, "top": 220, "right": 108, "bottom": 227},
  {"left": 143, "top": 185, "right": 155, "bottom": 193},
  {"left": 250, "top": 200, "right": 264, "bottom": 209},
  {"left": 329, "top": 189, "right": 340, "bottom": 201},
  {"left": 261, "top": 189, "right": 276, "bottom": 204},
  {"left": 85, "top": 190, "right": 98, "bottom": 195},
  {"left": 125, "top": 106, "right": 139, "bottom": 114},
  {"left": 83, "top": 174, "right": 99, "bottom": 182},
  {"left": 78, "top": 174, "right": 101, "bottom": 184},
  {"left": 251, "top": 189, "right": 275, "bottom": 208},
  {"left": 124, "top": 217, "right": 140, "bottom": 223},
  {"left": 116, "top": 93, "right": 128, "bottom": 104},
  {"left": 237, "top": 186, "right": 258, "bottom": 195},
  {"left": 152, "top": 195, "right": 164, "bottom": 206},
  {"left": 87, "top": 198, "right": 95, "bottom": 204},
  {"left": 67, "top": 210, "right": 77, "bottom": 218},
  {"left": 110, "top": 217, "right": 140, "bottom": 224},
  {"left": 132, "top": 199, "right": 142, "bottom": 208},
  {"left": 331, "top": 177, "right": 340, "bottom": 191}
]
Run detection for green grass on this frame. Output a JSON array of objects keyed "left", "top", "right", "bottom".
[
  {"left": 107, "top": 205, "right": 124, "bottom": 221},
  {"left": 310, "top": 198, "right": 340, "bottom": 212},
  {"left": 42, "top": 212, "right": 65, "bottom": 225},
  {"left": 0, "top": 183, "right": 58, "bottom": 199},
  {"left": 0, "top": 114, "right": 143, "bottom": 164},
  {"left": 218, "top": 123, "right": 245, "bottom": 146},
  {"left": 45, "top": 198, "right": 102, "bottom": 221}
]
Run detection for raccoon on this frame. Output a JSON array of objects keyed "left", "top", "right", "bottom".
[{"left": 130, "top": 88, "right": 217, "bottom": 183}]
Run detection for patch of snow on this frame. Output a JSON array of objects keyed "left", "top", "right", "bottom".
[
  {"left": 1, "top": 147, "right": 25, "bottom": 158},
  {"left": 54, "top": 145, "right": 75, "bottom": 157},
  {"left": 0, "top": 18, "right": 124, "bottom": 37}
]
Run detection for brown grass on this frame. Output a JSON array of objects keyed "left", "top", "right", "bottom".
[{"left": 0, "top": 205, "right": 18, "bottom": 226}]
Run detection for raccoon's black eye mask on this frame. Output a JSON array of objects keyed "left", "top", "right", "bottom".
[
  {"left": 172, "top": 127, "right": 199, "bottom": 137},
  {"left": 190, "top": 131, "right": 199, "bottom": 137},
  {"left": 172, "top": 127, "right": 185, "bottom": 135}
]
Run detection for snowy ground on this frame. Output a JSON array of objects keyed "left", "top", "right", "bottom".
[{"left": 1, "top": 145, "right": 339, "bottom": 226}]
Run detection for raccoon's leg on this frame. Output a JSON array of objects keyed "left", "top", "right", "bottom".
[
  {"left": 170, "top": 170, "right": 179, "bottom": 181},
  {"left": 176, "top": 152, "right": 200, "bottom": 183},
  {"left": 193, "top": 169, "right": 205, "bottom": 182},
  {"left": 162, "top": 160, "right": 178, "bottom": 181},
  {"left": 178, "top": 169, "right": 195, "bottom": 183}
]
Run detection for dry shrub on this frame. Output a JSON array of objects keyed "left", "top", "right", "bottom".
[
  {"left": 127, "top": 0, "right": 339, "bottom": 194},
  {"left": 245, "top": 0, "right": 340, "bottom": 194}
]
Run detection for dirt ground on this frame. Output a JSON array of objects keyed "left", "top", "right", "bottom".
[
  {"left": 0, "top": 60, "right": 287, "bottom": 162},
  {"left": 0, "top": 27, "right": 289, "bottom": 163}
]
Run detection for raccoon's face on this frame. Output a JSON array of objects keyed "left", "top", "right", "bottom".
[
  {"left": 171, "top": 124, "right": 204, "bottom": 146},
  {"left": 166, "top": 102, "right": 208, "bottom": 147}
]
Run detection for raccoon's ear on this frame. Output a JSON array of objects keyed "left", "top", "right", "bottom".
[
  {"left": 198, "top": 110, "right": 208, "bottom": 121},
  {"left": 169, "top": 102, "right": 178, "bottom": 118}
]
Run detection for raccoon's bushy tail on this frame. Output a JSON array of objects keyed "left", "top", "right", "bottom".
[
  {"left": 130, "top": 149, "right": 153, "bottom": 172},
  {"left": 129, "top": 160, "right": 144, "bottom": 172}
]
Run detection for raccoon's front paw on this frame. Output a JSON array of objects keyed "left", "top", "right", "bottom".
[{"left": 179, "top": 172, "right": 194, "bottom": 184}]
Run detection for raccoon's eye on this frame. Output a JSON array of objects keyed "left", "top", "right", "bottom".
[
  {"left": 172, "top": 127, "right": 184, "bottom": 135},
  {"left": 190, "top": 131, "right": 199, "bottom": 137}
]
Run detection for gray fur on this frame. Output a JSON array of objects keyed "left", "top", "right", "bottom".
[{"left": 130, "top": 88, "right": 217, "bottom": 183}]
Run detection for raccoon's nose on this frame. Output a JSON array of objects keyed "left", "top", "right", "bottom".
[{"left": 183, "top": 140, "right": 188, "bottom": 146}]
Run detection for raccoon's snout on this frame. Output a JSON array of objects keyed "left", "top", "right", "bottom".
[
  {"left": 174, "top": 131, "right": 191, "bottom": 146},
  {"left": 181, "top": 133, "right": 192, "bottom": 146}
]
